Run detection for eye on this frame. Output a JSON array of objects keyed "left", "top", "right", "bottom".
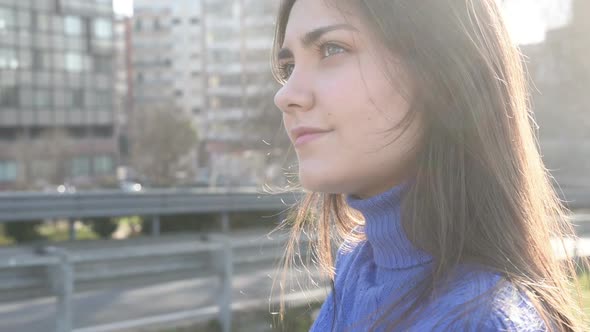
[
  {"left": 320, "top": 43, "right": 346, "bottom": 58},
  {"left": 277, "top": 63, "right": 294, "bottom": 81},
  {"left": 275, "top": 43, "right": 347, "bottom": 82}
]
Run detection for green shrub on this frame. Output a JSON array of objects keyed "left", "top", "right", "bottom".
[
  {"left": 140, "top": 213, "right": 220, "bottom": 235},
  {"left": 4, "top": 220, "right": 43, "bottom": 243},
  {"left": 86, "top": 217, "right": 119, "bottom": 239}
]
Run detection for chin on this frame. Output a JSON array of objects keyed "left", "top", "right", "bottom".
[{"left": 298, "top": 169, "right": 346, "bottom": 194}]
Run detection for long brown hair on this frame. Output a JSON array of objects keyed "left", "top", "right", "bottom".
[{"left": 270, "top": 0, "right": 586, "bottom": 330}]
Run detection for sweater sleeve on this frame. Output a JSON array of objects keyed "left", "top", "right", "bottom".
[
  {"left": 309, "top": 240, "right": 364, "bottom": 332},
  {"left": 309, "top": 290, "right": 335, "bottom": 331},
  {"left": 482, "top": 284, "right": 547, "bottom": 332}
]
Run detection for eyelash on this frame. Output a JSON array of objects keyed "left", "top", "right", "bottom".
[{"left": 277, "top": 42, "right": 348, "bottom": 82}]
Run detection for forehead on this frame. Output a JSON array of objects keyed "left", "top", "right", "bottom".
[{"left": 283, "top": 0, "right": 358, "bottom": 41}]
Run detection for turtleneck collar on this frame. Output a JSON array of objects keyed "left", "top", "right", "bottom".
[{"left": 346, "top": 182, "right": 432, "bottom": 269}]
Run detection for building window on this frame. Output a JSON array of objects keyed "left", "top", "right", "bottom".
[
  {"left": 65, "top": 89, "right": 88, "bottom": 109},
  {"left": 36, "top": 13, "right": 50, "bottom": 32},
  {"left": 94, "top": 55, "right": 111, "bottom": 73},
  {"left": 32, "top": 50, "right": 53, "bottom": 70},
  {"left": 172, "top": 18, "right": 181, "bottom": 25},
  {"left": 0, "top": 48, "right": 18, "bottom": 69},
  {"left": 71, "top": 157, "right": 90, "bottom": 177},
  {"left": 190, "top": 17, "right": 200, "bottom": 25},
  {"left": 18, "top": 12, "right": 33, "bottom": 29},
  {"left": 34, "top": 89, "right": 52, "bottom": 108},
  {"left": 72, "top": 88, "right": 84, "bottom": 108},
  {"left": 94, "top": 18, "right": 112, "bottom": 39},
  {"left": 134, "top": 18, "right": 142, "bottom": 31},
  {"left": 0, "top": 161, "right": 17, "bottom": 182},
  {"left": 175, "top": 90, "right": 183, "bottom": 97},
  {"left": 65, "top": 52, "right": 83, "bottom": 72},
  {"left": 32, "top": 50, "right": 42, "bottom": 69},
  {"left": 93, "top": 155, "right": 113, "bottom": 175},
  {"left": 19, "top": 88, "right": 33, "bottom": 107},
  {"left": 95, "top": 91, "right": 112, "bottom": 108},
  {"left": 208, "top": 76, "right": 220, "bottom": 88},
  {"left": 64, "top": 16, "right": 83, "bottom": 36},
  {"left": 0, "top": 86, "right": 19, "bottom": 107},
  {"left": 192, "top": 107, "right": 201, "bottom": 114},
  {"left": 210, "top": 96, "right": 220, "bottom": 109},
  {"left": 0, "top": 7, "right": 15, "bottom": 30}
]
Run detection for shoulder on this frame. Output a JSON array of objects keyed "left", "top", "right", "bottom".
[
  {"left": 482, "top": 281, "right": 547, "bottom": 331},
  {"left": 432, "top": 266, "right": 546, "bottom": 331}
]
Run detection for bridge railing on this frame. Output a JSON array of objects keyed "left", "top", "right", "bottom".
[
  {"left": 0, "top": 189, "right": 588, "bottom": 332},
  {"left": 0, "top": 230, "right": 306, "bottom": 332}
]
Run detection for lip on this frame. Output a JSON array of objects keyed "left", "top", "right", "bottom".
[{"left": 291, "top": 126, "right": 332, "bottom": 147}]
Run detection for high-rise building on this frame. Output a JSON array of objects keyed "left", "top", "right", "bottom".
[
  {"left": 114, "top": 15, "right": 132, "bottom": 165},
  {"left": 521, "top": 0, "right": 590, "bottom": 188},
  {"left": 131, "top": 0, "right": 282, "bottom": 187},
  {"left": 132, "top": 0, "right": 203, "bottom": 118},
  {"left": 0, "top": 0, "right": 117, "bottom": 190},
  {"left": 203, "top": 0, "right": 279, "bottom": 186},
  {"left": 132, "top": 0, "right": 204, "bottom": 181}
]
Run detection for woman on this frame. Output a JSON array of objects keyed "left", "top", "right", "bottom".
[{"left": 271, "top": 0, "right": 585, "bottom": 331}]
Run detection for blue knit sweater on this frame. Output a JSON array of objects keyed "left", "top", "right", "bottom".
[{"left": 310, "top": 183, "right": 546, "bottom": 331}]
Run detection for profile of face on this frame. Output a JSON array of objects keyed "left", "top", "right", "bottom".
[{"left": 274, "top": 0, "right": 423, "bottom": 199}]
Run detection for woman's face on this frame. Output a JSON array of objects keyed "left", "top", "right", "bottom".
[{"left": 274, "top": 0, "right": 423, "bottom": 198}]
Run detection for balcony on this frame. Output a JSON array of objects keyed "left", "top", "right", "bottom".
[
  {"left": 205, "top": 63, "right": 242, "bottom": 74},
  {"left": 206, "top": 108, "right": 245, "bottom": 121},
  {"left": 207, "top": 86, "right": 242, "bottom": 96}
]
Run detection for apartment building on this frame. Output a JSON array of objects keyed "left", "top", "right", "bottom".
[
  {"left": 0, "top": 0, "right": 116, "bottom": 190},
  {"left": 132, "top": 0, "right": 204, "bottom": 182},
  {"left": 203, "top": 0, "right": 279, "bottom": 186}
]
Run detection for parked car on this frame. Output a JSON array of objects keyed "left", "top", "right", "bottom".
[{"left": 119, "top": 180, "right": 143, "bottom": 193}]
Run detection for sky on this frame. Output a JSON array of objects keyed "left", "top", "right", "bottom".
[
  {"left": 112, "top": 0, "right": 572, "bottom": 45},
  {"left": 113, "top": 0, "right": 133, "bottom": 17},
  {"left": 503, "top": 0, "right": 572, "bottom": 44}
]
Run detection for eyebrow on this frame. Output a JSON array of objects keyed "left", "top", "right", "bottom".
[{"left": 277, "top": 24, "right": 358, "bottom": 60}]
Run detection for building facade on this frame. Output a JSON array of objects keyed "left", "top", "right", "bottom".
[
  {"left": 522, "top": 0, "right": 590, "bottom": 188},
  {"left": 132, "top": 0, "right": 204, "bottom": 182},
  {"left": 203, "top": 0, "right": 280, "bottom": 187},
  {"left": 114, "top": 15, "right": 132, "bottom": 166},
  {"left": 0, "top": 0, "right": 117, "bottom": 190},
  {"left": 131, "top": 0, "right": 281, "bottom": 187}
]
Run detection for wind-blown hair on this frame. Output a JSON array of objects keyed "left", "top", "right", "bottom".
[{"left": 270, "top": 0, "right": 586, "bottom": 330}]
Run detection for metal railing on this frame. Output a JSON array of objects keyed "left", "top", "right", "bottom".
[
  {"left": 0, "top": 230, "right": 306, "bottom": 332},
  {"left": 0, "top": 188, "right": 588, "bottom": 332},
  {"left": 0, "top": 188, "right": 301, "bottom": 222},
  {"left": 0, "top": 186, "right": 587, "bottom": 223}
]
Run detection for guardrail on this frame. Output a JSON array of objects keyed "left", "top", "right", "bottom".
[
  {"left": 0, "top": 188, "right": 588, "bottom": 332},
  {"left": 0, "top": 189, "right": 301, "bottom": 222},
  {"left": 0, "top": 186, "right": 587, "bottom": 223},
  {"left": 0, "top": 231, "right": 304, "bottom": 332},
  {"left": 0, "top": 189, "right": 302, "bottom": 241}
]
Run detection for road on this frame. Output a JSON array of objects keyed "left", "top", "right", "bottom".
[{"left": 0, "top": 267, "right": 328, "bottom": 332}]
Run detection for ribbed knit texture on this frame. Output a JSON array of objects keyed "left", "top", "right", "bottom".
[{"left": 309, "top": 183, "right": 546, "bottom": 331}]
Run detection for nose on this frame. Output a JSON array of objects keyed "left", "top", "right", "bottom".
[{"left": 274, "top": 71, "right": 314, "bottom": 114}]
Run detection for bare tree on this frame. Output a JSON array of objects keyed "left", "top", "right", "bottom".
[
  {"left": 130, "top": 108, "right": 199, "bottom": 187},
  {"left": 241, "top": 71, "right": 295, "bottom": 187},
  {"left": 13, "top": 129, "right": 74, "bottom": 190}
]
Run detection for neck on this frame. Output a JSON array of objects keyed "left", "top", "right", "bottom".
[{"left": 346, "top": 182, "right": 432, "bottom": 269}]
